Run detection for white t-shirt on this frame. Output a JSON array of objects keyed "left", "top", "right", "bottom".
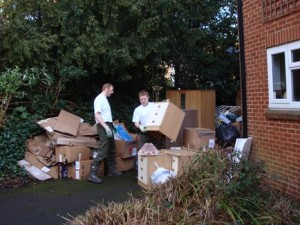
[
  {"left": 132, "top": 102, "right": 154, "bottom": 126},
  {"left": 94, "top": 93, "right": 112, "bottom": 123}
]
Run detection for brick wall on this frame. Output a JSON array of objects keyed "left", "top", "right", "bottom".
[{"left": 243, "top": 0, "right": 300, "bottom": 200}]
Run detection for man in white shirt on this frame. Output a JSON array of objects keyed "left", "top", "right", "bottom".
[
  {"left": 88, "top": 83, "right": 121, "bottom": 184},
  {"left": 132, "top": 90, "right": 163, "bottom": 151}
]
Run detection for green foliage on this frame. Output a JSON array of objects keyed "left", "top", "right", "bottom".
[
  {"left": 0, "top": 67, "right": 41, "bottom": 126},
  {"left": 0, "top": 120, "right": 42, "bottom": 179},
  {"left": 1, "top": 0, "right": 239, "bottom": 105}
]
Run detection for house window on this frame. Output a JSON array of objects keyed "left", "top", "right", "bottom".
[{"left": 267, "top": 40, "right": 300, "bottom": 110}]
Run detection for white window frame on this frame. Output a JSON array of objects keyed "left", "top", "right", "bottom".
[{"left": 267, "top": 40, "right": 300, "bottom": 110}]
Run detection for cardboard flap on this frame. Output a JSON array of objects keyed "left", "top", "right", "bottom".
[
  {"left": 77, "top": 123, "right": 98, "bottom": 136},
  {"left": 53, "top": 110, "right": 81, "bottom": 136},
  {"left": 37, "top": 117, "right": 57, "bottom": 133}
]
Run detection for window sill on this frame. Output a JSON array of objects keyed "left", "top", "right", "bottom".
[{"left": 265, "top": 109, "right": 300, "bottom": 121}]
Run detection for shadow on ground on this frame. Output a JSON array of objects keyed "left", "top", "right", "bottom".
[{"left": 0, "top": 170, "right": 142, "bottom": 225}]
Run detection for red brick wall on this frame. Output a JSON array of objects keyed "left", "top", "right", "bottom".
[{"left": 243, "top": 0, "right": 300, "bottom": 200}]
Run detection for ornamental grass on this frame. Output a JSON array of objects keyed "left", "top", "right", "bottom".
[{"left": 64, "top": 150, "right": 300, "bottom": 225}]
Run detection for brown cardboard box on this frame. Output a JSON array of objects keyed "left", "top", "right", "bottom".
[
  {"left": 144, "top": 101, "right": 185, "bottom": 141},
  {"left": 25, "top": 151, "right": 59, "bottom": 179},
  {"left": 183, "top": 127, "right": 215, "bottom": 151},
  {"left": 55, "top": 146, "right": 90, "bottom": 163},
  {"left": 115, "top": 139, "right": 138, "bottom": 158},
  {"left": 68, "top": 160, "right": 104, "bottom": 180},
  {"left": 116, "top": 157, "right": 135, "bottom": 172},
  {"left": 160, "top": 148, "right": 196, "bottom": 176},
  {"left": 164, "top": 109, "right": 198, "bottom": 148},
  {"left": 138, "top": 152, "right": 172, "bottom": 190}
]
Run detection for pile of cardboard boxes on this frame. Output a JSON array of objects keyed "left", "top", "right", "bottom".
[
  {"left": 19, "top": 101, "right": 216, "bottom": 188},
  {"left": 19, "top": 109, "right": 138, "bottom": 180}
]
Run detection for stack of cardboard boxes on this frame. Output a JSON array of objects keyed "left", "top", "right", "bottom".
[{"left": 21, "top": 110, "right": 137, "bottom": 180}]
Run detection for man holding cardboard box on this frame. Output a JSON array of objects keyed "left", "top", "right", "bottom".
[
  {"left": 88, "top": 83, "right": 121, "bottom": 184},
  {"left": 132, "top": 90, "right": 163, "bottom": 154}
]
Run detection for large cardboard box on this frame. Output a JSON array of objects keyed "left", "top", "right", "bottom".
[
  {"left": 115, "top": 139, "right": 138, "bottom": 159},
  {"left": 183, "top": 128, "right": 215, "bottom": 151},
  {"left": 160, "top": 148, "right": 196, "bottom": 176},
  {"left": 144, "top": 101, "right": 185, "bottom": 141},
  {"left": 116, "top": 157, "right": 135, "bottom": 172},
  {"left": 68, "top": 160, "right": 104, "bottom": 180},
  {"left": 25, "top": 151, "right": 59, "bottom": 179},
  {"left": 164, "top": 109, "right": 198, "bottom": 148},
  {"left": 138, "top": 153, "right": 172, "bottom": 190},
  {"left": 55, "top": 146, "right": 90, "bottom": 163}
]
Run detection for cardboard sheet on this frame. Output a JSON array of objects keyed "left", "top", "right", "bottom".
[
  {"left": 53, "top": 110, "right": 81, "bottom": 136},
  {"left": 18, "top": 159, "right": 52, "bottom": 181}
]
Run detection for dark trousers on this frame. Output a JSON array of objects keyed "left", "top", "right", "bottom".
[
  {"left": 94, "top": 123, "right": 116, "bottom": 162},
  {"left": 138, "top": 132, "right": 163, "bottom": 150}
]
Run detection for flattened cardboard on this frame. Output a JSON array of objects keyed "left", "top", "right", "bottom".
[
  {"left": 55, "top": 136, "right": 100, "bottom": 149},
  {"left": 77, "top": 123, "right": 98, "bottom": 136},
  {"left": 26, "top": 134, "right": 52, "bottom": 156},
  {"left": 53, "top": 110, "right": 81, "bottom": 136},
  {"left": 18, "top": 159, "right": 52, "bottom": 181},
  {"left": 145, "top": 101, "right": 185, "bottom": 141},
  {"left": 37, "top": 117, "right": 57, "bottom": 133},
  {"left": 25, "top": 151, "right": 59, "bottom": 179}
]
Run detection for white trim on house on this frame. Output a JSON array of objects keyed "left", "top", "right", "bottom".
[{"left": 267, "top": 40, "right": 300, "bottom": 110}]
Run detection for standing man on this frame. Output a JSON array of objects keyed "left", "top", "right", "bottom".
[
  {"left": 88, "top": 83, "right": 121, "bottom": 184},
  {"left": 132, "top": 90, "right": 163, "bottom": 151}
]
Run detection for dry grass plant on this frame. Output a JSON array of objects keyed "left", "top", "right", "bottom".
[{"left": 65, "top": 150, "right": 300, "bottom": 225}]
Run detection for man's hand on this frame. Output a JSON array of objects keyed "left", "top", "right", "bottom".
[
  {"left": 140, "top": 125, "right": 147, "bottom": 133},
  {"left": 105, "top": 126, "right": 113, "bottom": 137}
]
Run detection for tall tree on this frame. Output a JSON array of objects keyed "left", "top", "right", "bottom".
[{"left": 0, "top": 0, "right": 239, "bottom": 105}]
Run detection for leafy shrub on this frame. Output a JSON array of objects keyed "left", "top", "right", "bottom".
[{"left": 0, "top": 119, "right": 42, "bottom": 179}]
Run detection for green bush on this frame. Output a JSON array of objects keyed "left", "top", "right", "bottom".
[{"left": 0, "top": 119, "right": 42, "bottom": 179}]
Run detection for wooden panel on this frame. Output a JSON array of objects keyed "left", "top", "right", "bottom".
[
  {"left": 166, "top": 90, "right": 181, "bottom": 106},
  {"left": 166, "top": 90, "right": 215, "bottom": 130}
]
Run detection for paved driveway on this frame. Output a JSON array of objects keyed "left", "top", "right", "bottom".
[{"left": 0, "top": 170, "right": 141, "bottom": 225}]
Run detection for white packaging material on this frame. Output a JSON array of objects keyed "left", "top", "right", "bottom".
[
  {"left": 232, "top": 137, "right": 253, "bottom": 163},
  {"left": 218, "top": 114, "right": 232, "bottom": 124},
  {"left": 151, "top": 163, "right": 176, "bottom": 185}
]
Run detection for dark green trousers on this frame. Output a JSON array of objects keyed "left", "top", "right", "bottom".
[{"left": 94, "top": 123, "right": 116, "bottom": 162}]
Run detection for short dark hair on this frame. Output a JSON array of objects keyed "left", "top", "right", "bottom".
[
  {"left": 138, "top": 90, "right": 149, "bottom": 97},
  {"left": 102, "top": 83, "right": 113, "bottom": 91}
]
